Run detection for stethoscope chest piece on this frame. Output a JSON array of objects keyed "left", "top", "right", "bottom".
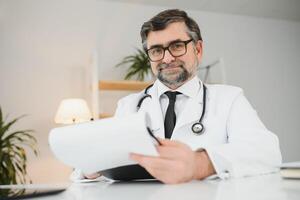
[{"left": 191, "top": 122, "right": 204, "bottom": 135}]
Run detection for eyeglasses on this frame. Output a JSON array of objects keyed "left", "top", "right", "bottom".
[{"left": 146, "top": 39, "right": 193, "bottom": 62}]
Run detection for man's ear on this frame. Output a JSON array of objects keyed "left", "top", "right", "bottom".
[{"left": 195, "top": 40, "right": 203, "bottom": 60}]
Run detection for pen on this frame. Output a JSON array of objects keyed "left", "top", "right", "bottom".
[{"left": 146, "top": 127, "right": 162, "bottom": 145}]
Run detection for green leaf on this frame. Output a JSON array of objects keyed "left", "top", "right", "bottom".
[
  {"left": 115, "top": 48, "right": 151, "bottom": 81},
  {"left": 0, "top": 107, "right": 38, "bottom": 184},
  {"left": 0, "top": 114, "right": 26, "bottom": 139},
  {"left": 0, "top": 107, "right": 3, "bottom": 127}
]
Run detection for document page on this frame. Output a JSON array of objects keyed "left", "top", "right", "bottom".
[{"left": 49, "top": 112, "right": 158, "bottom": 174}]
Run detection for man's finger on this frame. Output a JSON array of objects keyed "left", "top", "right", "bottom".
[
  {"left": 130, "top": 153, "right": 175, "bottom": 170},
  {"left": 156, "top": 146, "right": 184, "bottom": 159},
  {"left": 158, "top": 138, "right": 187, "bottom": 148}
]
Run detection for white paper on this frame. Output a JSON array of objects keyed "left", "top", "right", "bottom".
[{"left": 49, "top": 112, "right": 158, "bottom": 174}]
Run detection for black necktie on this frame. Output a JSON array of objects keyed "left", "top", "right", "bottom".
[{"left": 164, "top": 91, "right": 180, "bottom": 139}]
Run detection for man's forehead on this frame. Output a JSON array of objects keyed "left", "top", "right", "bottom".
[{"left": 146, "top": 22, "right": 190, "bottom": 47}]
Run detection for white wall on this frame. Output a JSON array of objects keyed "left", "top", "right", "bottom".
[{"left": 0, "top": 0, "right": 299, "bottom": 183}]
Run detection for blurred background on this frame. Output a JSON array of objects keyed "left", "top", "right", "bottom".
[{"left": 0, "top": 0, "right": 299, "bottom": 183}]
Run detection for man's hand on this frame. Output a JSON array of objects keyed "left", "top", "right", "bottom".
[
  {"left": 130, "top": 139, "right": 216, "bottom": 184},
  {"left": 83, "top": 172, "right": 101, "bottom": 179}
]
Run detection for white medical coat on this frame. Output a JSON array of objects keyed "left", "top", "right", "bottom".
[{"left": 114, "top": 80, "right": 282, "bottom": 179}]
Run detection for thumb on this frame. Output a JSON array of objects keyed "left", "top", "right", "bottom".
[{"left": 158, "top": 138, "right": 183, "bottom": 147}]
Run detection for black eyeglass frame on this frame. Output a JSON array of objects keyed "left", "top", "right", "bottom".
[{"left": 146, "top": 39, "right": 194, "bottom": 62}]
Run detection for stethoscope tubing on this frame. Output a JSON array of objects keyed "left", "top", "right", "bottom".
[{"left": 136, "top": 82, "right": 206, "bottom": 135}]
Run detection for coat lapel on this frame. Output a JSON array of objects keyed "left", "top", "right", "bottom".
[
  {"left": 173, "top": 86, "right": 204, "bottom": 134},
  {"left": 139, "top": 82, "right": 165, "bottom": 138}
]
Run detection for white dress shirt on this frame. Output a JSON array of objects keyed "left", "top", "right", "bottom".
[{"left": 157, "top": 75, "right": 201, "bottom": 122}]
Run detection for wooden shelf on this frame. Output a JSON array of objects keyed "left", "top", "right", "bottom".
[
  {"left": 99, "top": 113, "right": 113, "bottom": 119},
  {"left": 98, "top": 80, "right": 153, "bottom": 119},
  {"left": 99, "top": 80, "right": 152, "bottom": 91}
]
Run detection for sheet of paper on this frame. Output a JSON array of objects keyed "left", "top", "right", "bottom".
[{"left": 49, "top": 112, "right": 158, "bottom": 174}]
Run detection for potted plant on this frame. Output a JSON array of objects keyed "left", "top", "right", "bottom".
[
  {"left": 116, "top": 48, "right": 153, "bottom": 81},
  {"left": 0, "top": 107, "right": 38, "bottom": 185}
]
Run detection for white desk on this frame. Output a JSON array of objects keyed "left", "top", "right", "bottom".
[{"left": 4, "top": 173, "right": 300, "bottom": 200}]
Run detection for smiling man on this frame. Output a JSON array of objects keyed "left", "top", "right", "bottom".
[
  {"left": 144, "top": 23, "right": 201, "bottom": 90},
  {"left": 73, "top": 9, "right": 281, "bottom": 184}
]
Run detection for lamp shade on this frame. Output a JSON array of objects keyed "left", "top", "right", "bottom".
[{"left": 55, "top": 98, "right": 92, "bottom": 124}]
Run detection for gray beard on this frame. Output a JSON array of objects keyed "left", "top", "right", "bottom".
[{"left": 157, "top": 64, "right": 191, "bottom": 88}]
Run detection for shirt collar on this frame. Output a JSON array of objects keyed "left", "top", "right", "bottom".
[{"left": 156, "top": 76, "right": 202, "bottom": 99}]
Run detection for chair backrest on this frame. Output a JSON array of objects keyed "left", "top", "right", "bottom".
[{"left": 198, "top": 58, "right": 227, "bottom": 84}]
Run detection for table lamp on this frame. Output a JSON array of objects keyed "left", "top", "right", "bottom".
[{"left": 55, "top": 98, "right": 92, "bottom": 124}]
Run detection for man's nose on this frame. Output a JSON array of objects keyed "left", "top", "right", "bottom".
[{"left": 162, "top": 49, "right": 175, "bottom": 63}]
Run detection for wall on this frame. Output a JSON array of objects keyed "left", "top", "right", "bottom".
[{"left": 0, "top": 0, "right": 299, "bottom": 183}]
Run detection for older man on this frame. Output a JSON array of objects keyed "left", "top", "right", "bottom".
[{"left": 75, "top": 9, "right": 281, "bottom": 184}]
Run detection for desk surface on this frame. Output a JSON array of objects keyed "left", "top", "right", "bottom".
[{"left": 3, "top": 173, "right": 300, "bottom": 200}]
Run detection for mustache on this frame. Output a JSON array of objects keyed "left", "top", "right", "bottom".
[{"left": 157, "top": 61, "right": 184, "bottom": 70}]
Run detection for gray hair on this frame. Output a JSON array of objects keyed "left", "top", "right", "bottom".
[{"left": 140, "top": 9, "right": 202, "bottom": 51}]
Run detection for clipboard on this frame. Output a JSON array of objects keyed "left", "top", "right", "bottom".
[{"left": 100, "top": 164, "right": 155, "bottom": 181}]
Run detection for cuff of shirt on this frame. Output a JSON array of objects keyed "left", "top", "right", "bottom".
[
  {"left": 70, "top": 169, "right": 109, "bottom": 183},
  {"left": 197, "top": 147, "right": 230, "bottom": 180},
  {"left": 70, "top": 169, "right": 86, "bottom": 182}
]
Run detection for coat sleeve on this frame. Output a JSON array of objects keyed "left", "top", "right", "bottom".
[{"left": 205, "top": 90, "right": 282, "bottom": 179}]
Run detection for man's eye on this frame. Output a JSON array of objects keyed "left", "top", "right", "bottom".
[
  {"left": 170, "top": 43, "right": 184, "bottom": 51},
  {"left": 150, "top": 48, "right": 163, "bottom": 56}
]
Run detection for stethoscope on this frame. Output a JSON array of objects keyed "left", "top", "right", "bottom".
[{"left": 136, "top": 82, "right": 207, "bottom": 135}]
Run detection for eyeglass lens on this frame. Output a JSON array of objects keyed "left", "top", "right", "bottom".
[{"left": 147, "top": 39, "right": 192, "bottom": 62}]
